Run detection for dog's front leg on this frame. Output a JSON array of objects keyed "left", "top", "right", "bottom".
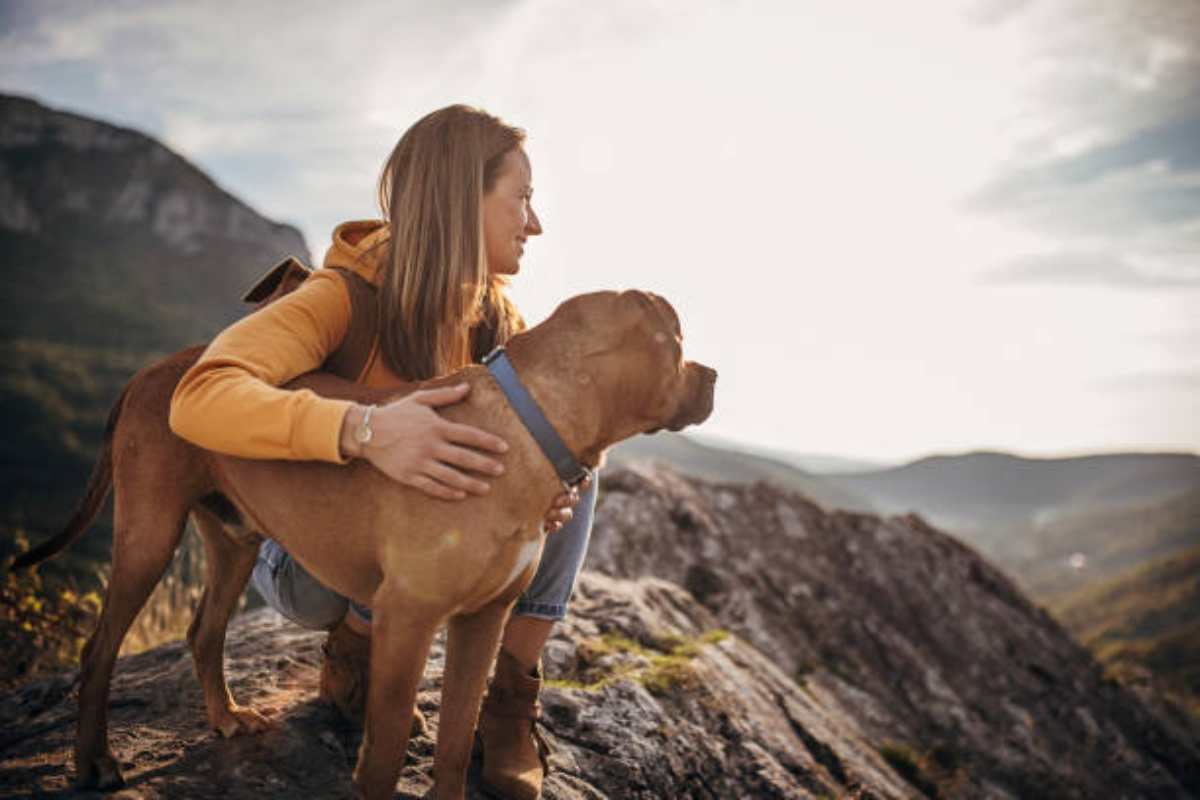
[
  {"left": 352, "top": 584, "right": 438, "bottom": 800},
  {"left": 435, "top": 598, "right": 515, "bottom": 798}
]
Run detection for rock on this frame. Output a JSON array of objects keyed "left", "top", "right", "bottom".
[
  {"left": 583, "top": 464, "right": 1200, "bottom": 798},
  {"left": 0, "top": 575, "right": 909, "bottom": 799}
]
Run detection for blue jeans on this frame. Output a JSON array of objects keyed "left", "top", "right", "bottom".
[{"left": 250, "top": 474, "right": 598, "bottom": 629}]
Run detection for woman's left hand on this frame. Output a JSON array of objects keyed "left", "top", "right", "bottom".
[{"left": 543, "top": 474, "right": 592, "bottom": 533}]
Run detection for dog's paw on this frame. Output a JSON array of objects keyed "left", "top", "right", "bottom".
[
  {"left": 213, "top": 704, "right": 273, "bottom": 738},
  {"left": 76, "top": 751, "right": 125, "bottom": 791}
]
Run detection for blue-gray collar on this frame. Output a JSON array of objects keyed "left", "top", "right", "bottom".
[{"left": 483, "top": 346, "right": 592, "bottom": 490}]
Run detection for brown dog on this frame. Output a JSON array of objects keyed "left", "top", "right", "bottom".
[{"left": 17, "top": 289, "right": 716, "bottom": 799}]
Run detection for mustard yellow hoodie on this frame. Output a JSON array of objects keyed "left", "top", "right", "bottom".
[{"left": 169, "top": 220, "right": 402, "bottom": 463}]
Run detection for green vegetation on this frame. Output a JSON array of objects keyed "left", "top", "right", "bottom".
[
  {"left": 878, "top": 741, "right": 941, "bottom": 799},
  {"left": 1016, "top": 486, "right": 1200, "bottom": 603},
  {"left": 794, "top": 660, "right": 816, "bottom": 691},
  {"left": 1049, "top": 543, "right": 1200, "bottom": 719},
  {"left": 1, "top": 530, "right": 101, "bottom": 688},
  {"left": 2, "top": 522, "right": 222, "bottom": 689},
  {"left": 545, "top": 628, "right": 732, "bottom": 696},
  {"left": 875, "top": 739, "right": 967, "bottom": 799}
]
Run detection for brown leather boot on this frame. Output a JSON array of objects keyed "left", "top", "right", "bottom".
[
  {"left": 318, "top": 619, "right": 428, "bottom": 735},
  {"left": 479, "top": 649, "right": 552, "bottom": 800},
  {"left": 318, "top": 619, "right": 371, "bottom": 723}
]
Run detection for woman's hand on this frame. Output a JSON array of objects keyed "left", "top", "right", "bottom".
[
  {"left": 340, "top": 383, "right": 509, "bottom": 500},
  {"left": 542, "top": 473, "right": 592, "bottom": 534}
]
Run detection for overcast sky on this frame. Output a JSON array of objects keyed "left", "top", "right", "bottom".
[{"left": 2, "top": 0, "right": 1197, "bottom": 464}]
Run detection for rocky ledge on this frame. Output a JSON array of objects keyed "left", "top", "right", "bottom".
[{"left": 1, "top": 573, "right": 909, "bottom": 799}]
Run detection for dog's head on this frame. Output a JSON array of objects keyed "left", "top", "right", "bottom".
[
  {"left": 542, "top": 289, "right": 716, "bottom": 445},
  {"left": 622, "top": 289, "right": 717, "bottom": 434}
]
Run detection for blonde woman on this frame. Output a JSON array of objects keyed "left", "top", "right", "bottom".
[{"left": 169, "top": 104, "right": 595, "bottom": 800}]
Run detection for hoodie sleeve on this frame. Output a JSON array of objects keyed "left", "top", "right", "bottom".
[{"left": 169, "top": 269, "right": 356, "bottom": 463}]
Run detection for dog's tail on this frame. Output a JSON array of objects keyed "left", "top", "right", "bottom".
[{"left": 11, "top": 381, "right": 131, "bottom": 571}]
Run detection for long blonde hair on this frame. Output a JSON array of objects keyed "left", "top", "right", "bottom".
[{"left": 374, "top": 104, "right": 527, "bottom": 380}]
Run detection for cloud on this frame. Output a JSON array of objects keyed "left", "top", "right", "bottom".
[
  {"left": 966, "top": 115, "right": 1200, "bottom": 234},
  {"left": 980, "top": 249, "right": 1200, "bottom": 289},
  {"left": 959, "top": 1, "right": 1200, "bottom": 293},
  {"left": 963, "top": 0, "right": 1033, "bottom": 27}
]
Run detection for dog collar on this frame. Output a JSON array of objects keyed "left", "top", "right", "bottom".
[{"left": 482, "top": 346, "right": 592, "bottom": 490}]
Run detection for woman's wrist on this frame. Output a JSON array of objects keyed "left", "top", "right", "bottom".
[{"left": 338, "top": 404, "right": 368, "bottom": 461}]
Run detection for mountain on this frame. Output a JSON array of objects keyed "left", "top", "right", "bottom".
[
  {"left": 0, "top": 93, "right": 310, "bottom": 574},
  {"left": 608, "top": 431, "right": 874, "bottom": 513},
  {"left": 811, "top": 450, "right": 1200, "bottom": 595},
  {"left": 686, "top": 432, "right": 894, "bottom": 475},
  {"left": 3, "top": 465, "right": 1196, "bottom": 797},
  {"left": 607, "top": 440, "right": 1200, "bottom": 590},
  {"left": 0, "top": 93, "right": 308, "bottom": 348},
  {"left": 820, "top": 450, "right": 1200, "bottom": 532}
]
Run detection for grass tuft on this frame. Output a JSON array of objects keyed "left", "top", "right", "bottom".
[{"left": 547, "top": 628, "right": 730, "bottom": 696}]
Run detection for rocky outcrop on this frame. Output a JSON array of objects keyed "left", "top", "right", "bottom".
[
  {"left": 1, "top": 575, "right": 910, "bottom": 799},
  {"left": 584, "top": 464, "right": 1200, "bottom": 798},
  {"left": 0, "top": 93, "right": 306, "bottom": 258},
  {"left": 2, "top": 465, "right": 1197, "bottom": 798}
]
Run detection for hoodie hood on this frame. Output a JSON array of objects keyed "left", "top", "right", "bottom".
[{"left": 322, "top": 220, "right": 389, "bottom": 286}]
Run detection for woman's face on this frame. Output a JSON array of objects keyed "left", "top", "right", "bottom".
[{"left": 483, "top": 148, "right": 542, "bottom": 276}]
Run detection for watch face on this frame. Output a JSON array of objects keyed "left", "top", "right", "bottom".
[{"left": 355, "top": 425, "right": 372, "bottom": 445}]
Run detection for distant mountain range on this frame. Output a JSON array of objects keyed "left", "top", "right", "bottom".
[
  {"left": 824, "top": 449, "right": 1200, "bottom": 529},
  {"left": 684, "top": 432, "right": 893, "bottom": 474},
  {"left": 608, "top": 432, "right": 875, "bottom": 512},
  {"left": 614, "top": 436, "right": 1198, "bottom": 592}
]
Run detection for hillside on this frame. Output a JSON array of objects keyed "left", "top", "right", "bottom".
[
  {"left": 820, "top": 450, "right": 1200, "bottom": 537},
  {"left": 794, "top": 449, "right": 1199, "bottom": 607},
  {"left": 3, "top": 465, "right": 1197, "bottom": 798},
  {"left": 686, "top": 433, "right": 893, "bottom": 475},
  {"left": 1050, "top": 542, "right": 1200, "bottom": 723},
  {"left": 609, "top": 431, "right": 873, "bottom": 512},
  {"left": 0, "top": 93, "right": 310, "bottom": 580},
  {"left": 1015, "top": 484, "right": 1200, "bottom": 601}
]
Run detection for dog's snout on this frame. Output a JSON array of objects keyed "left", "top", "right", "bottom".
[
  {"left": 664, "top": 361, "right": 716, "bottom": 432},
  {"left": 689, "top": 362, "right": 718, "bottom": 391}
]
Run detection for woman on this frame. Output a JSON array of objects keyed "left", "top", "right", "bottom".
[{"left": 169, "top": 104, "right": 595, "bottom": 800}]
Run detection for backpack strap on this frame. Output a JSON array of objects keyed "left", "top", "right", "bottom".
[
  {"left": 243, "top": 256, "right": 312, "bottom": 308},
  {"left": 323, "top": 266, "right": 379, "bottom": 381},
  {"left": 242, "top": 258, "right": 380, "bottom": 382}
]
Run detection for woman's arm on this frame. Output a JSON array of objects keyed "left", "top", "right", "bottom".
[
  {"left": 169, "top": 269, "right": 513, "bottom": 499},
  {"left": 169, "top": 270, "right": 356, "bottom": 463}
]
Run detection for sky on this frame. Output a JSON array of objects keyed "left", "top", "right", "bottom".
[{"left": 2, "top": 0, "right": 1197, "bottom": 464}]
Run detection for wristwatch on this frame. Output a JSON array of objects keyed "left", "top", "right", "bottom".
[{"left": 355, "top": 404, "right": 377, "bottom": 447}]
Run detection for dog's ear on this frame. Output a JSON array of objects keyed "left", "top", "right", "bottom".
[
  {"left": 243, "top": 257, "right": 313, "bottom": 309},
  {"left": 622, "top": 290, "right": 681, "bottom": 337}
]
